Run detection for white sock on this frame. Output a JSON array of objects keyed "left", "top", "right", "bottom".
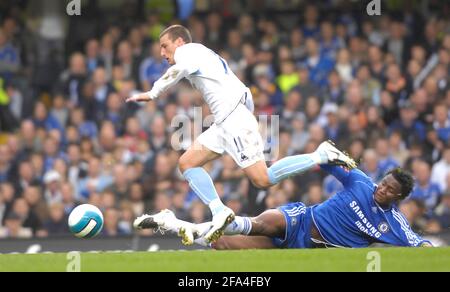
[
  {"left": 192, "top": 217, "right": 252, "bottom": 247},
  {"left": 224, "top": 216, "right": 252, "bottom": 235},
  {"left": 312, "top": 150, "right": 328, "bottom": 164},
  {"left": 208, "top": 198, "right": 226, "bottom": 216}
]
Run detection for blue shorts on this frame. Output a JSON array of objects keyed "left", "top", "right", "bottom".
[{"left": 272, "top": 202, "right": 314, "bottom": 249}]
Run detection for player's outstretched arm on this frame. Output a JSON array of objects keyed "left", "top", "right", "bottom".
[
  {"left": 126, "top": 92, "right": 153, "bottom": 103},
  {"left": 320, "top": 164, "right": 353, "bottom": 185},
  {"left": 126, "top": 64, "right": 191, "bottom": 103}
]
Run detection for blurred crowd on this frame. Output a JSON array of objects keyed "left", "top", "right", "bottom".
[{"left": 0, "top": 0, "right": 450, "bottom": 240}]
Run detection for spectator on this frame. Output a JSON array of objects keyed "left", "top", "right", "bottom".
[
  {"left": 0, "top": 27, "right": 20, "bottom": 80},
  {"left": 69, "top": 107, "right": 98, "bottom": 140},
  {"left": 128, "top": 182, "right": 146, "bottom": 217},
  {"left": 335, "top": 48, "right": 353, "bottom": 84},
  {"left": 410, "top": 160, "right": 442, "bottom": 213},
  {"left": 23, "top": 185, "right": 49, "bottom": 224},
  {"left": 388, "top": 131, "right": 409, "bottom": 166},
  {"left": 434, "top": 191, "right": 450, "bottom": 229},
  {"left": 58, "top": 53, "right": 87, "bottom": 108},
  {"left": 18, "top": 120, "right": 43, "bottom": 158},
  {"left": 375, "top": 138, "right": 399, "bottom": 176},
  {"left": 84, "top": 39, "right": 104, "bottom": 74},
  {"left": 433, "top": 103, "right": 450, "bottom": 144},
  {"left": 14, "top": 160, "right": 39, "bottom": 196},
  {"left": 43, "top": 202, "right": 69, "bottom": 236},
  {"left": 303, "top": 182, "right": 324, "bottom": 206},
  {"left": 139, "top": 42, "right": 169, "bottom": 91},
  {"left": 299, "top": 38, "right": 334, "bottom": 87},
  {"left": 325, "top": 70, "right": 345, "bottom": 105},
  {"left": 361, "top": 149, "right": 382, "bottom": 182},
  {"left": 118, "top": 201, "right": 134, "bottom": 235},
  {"left": 148, "top": 115, "right": 169, "bottom": 153},
  {"left": 431, "top": 147, "right": 450, "bottom": 193},
  {"left": 0, "top": 212, "right": 32, "bottom": 238},
  {"left": 32, "top": 101, "right": 63, "bottom": 135},
  {"left": 276, "top": 60, "right": 299, "bottom": 94},
  {"left": 115, "top": 41, "right": 139, "bottom": 84},
  {"left": 385, "top": 63, "right": 408, "bottom": 101},
  {"left": 61, "top": 182, "right": 79, "bottom": 215},
  {"left": 225, "top": 193, "right": 244, "bottom": 216},
  {"left": 399, "top": 199, "right": 427, "bottom": 231},
  {"left": 91, "top": 67, "right": 114, "bottom": 112},
  {"left": 77, "top": 156, "right": 113, "bottom": 200},
  {"left": 389, "top": 100, "right": 426, "bottom": 147},
  {"left": 102, "top": 208, "right": 128, "bottom": 236},
  {"left": 172, "top": 191, "right": 189, "bottom": 221},
  {"left": 50, "top": 94, "right": 69, "bottom": 128},
  {"left": 10, "top": 197, "right": 43, "bottom": 236},
  {"left": 43, "top": 170, "right": 63, "bottom": 204},
  {"left": 302, "top": 5, "right": 320, "bottom": 38},
  {"left": 0, "top": 144, "right": 13, "bottom": 183},
  {"left": 188, "top": 200, "right": 208, "bottom": 224}
]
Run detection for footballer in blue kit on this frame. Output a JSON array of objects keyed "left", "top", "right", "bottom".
[{"left": 135, "top": 141, "right": 433, "bottom": 249}]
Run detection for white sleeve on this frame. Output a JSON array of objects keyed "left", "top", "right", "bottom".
[
  {"left": 147, "top": 46, "right": 199, "bottom": 99},
  {"left": 173, "top": 45, "right": 200, "bottom": 74},
  {"left": 147, "top": 63, "right": 191, "bottom": 99}
]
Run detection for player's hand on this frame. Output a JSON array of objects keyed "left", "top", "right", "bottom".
[
  {"left": 421, "top": 242, "right": 433, "bottom": 247},
  {"left": 126, "top": 93, "right": 153, "bottom": 103}
]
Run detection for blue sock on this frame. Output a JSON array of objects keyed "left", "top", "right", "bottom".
[
  {"left": 267, "top": 153, "right": 325, "bottom": 185},
  {"left": 183, "top": 167, "right": 226, "bottom": 216}
]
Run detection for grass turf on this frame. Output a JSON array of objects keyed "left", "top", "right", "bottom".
[{"left": 0, "top": 247, "right": 449, "bottom": 272}]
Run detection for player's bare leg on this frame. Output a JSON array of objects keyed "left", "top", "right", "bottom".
[
  {"left": 213, "top": 236, "right": 277, "bottom": 250},
  {"left": 193, "top": 209, "right": 286, "bottom": 249},
  {"left": 179, "top": 141, "right": 235, "bottom": 244},
  {"left": 178, "top": 141, "right": 221, "bottom": 171}
]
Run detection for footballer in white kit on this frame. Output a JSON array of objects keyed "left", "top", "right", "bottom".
[{"left": 128, "top": 25, "right": 357, "bottom": 245}]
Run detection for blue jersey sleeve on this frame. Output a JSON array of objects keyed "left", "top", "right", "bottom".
[
  {"left": 320, "top": 165, "right": 371, "bottom": 187},
  {"left": 389, "top": 208, "right": 433, "bottom": 247}
]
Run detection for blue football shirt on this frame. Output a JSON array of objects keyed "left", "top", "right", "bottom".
[{"left": 310, "top": 165, "right": 431, "bottom": 247}]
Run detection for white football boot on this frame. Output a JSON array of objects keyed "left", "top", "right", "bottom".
[
  {"left": 133, "top": 209, "right": 197, "bottom": 245},
  {"left": 204, "top": 207, "right": 235, "bottom": 243},
  {"left": 316, "top": 140, "right": 358, "bottom": 169}
]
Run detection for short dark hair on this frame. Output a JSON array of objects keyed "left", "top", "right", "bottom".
[
  {"left": 159, "top": 25, "right": 192, "bottom": 43},
  {"left": 387, "top": 168, "right": 414, "bottom": 199}
]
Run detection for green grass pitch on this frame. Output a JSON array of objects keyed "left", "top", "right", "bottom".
[{"left": 0, "top": 248, "right": 449, "bottom": 272}]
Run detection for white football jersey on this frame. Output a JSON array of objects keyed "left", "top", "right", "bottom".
[{"left": 174, "top": 43, "right": 248, "bottom": 123}]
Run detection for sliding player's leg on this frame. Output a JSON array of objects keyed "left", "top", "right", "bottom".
[
  {"left": 192, "top": 209, "right": 286, "bottom": 249},
  {"left": 199, "top": 202, "right": 316, "bottom": 250},
  {"left": 213, "top": 236, "right": 276, "bottom": 250},
  {"left": 134, "top": 209, "right": 199, "bottom": 245},
  {"left": 134, "top": 208, "right": 287, "bottom": 248}
]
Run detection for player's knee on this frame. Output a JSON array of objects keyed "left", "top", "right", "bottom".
[
  {"left": 250, "top": 175, "right": 272, "bottom": 189},
  {"left": 178, "top": 155, "right": 193, "bottom": 173}
]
